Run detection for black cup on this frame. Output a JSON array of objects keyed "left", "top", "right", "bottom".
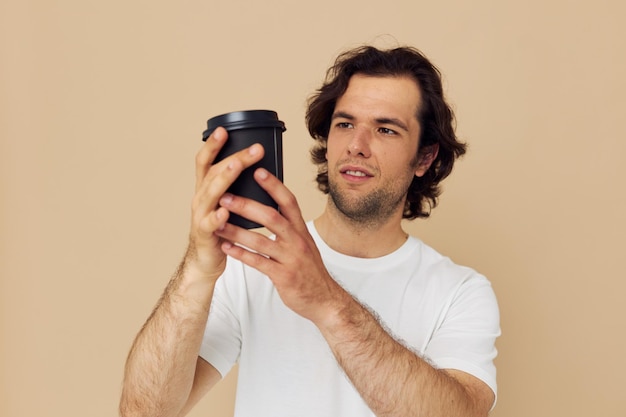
[{"left": 202, "top": 110, "right": 286, "bottom": 229}]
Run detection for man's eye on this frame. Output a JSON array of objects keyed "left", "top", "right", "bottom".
[
  {"left": 379, "top": 127, "right": 397, "bottom": 135},
  {"left": 336, "top": 122, "right": 353, "bottom": 129}
]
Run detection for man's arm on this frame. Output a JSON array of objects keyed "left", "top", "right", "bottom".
[
  {"left": 316, "top": 291, "right": 494, "bottom": 417},
  {"left": 214, "top": 170, "right": 494, "bottom": 417},
  {"left": 119, "top": 128, "right": 266, "bottom": 417},
  {"left": 119, "top": 261, "right": 219, "bottom": 417}
]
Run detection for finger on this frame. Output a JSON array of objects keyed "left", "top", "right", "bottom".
[
  {"left": 195, "top": 127, "right": 228, "bottom": 192},
  {"left": 197, "top": 206, "right": 230, "bottom": 236},
  {"left": 217, "top": 222, "right": 275, "bottom": 254},
  {"left": 220, "top": 240, "right": 278, "bottom": 276},
  {"left": 195, "top": 143, "right": 265, "bottom": 209},
  {"left": 217, "top": 191, "right": 290, "bottom": 238},
  {"left": 215, "top": 191, "right": 306, "bottom": 264},
  {"left": 253, "top": 168, "right": 307, "bottom": 232},
  {"left": 193, "top": 144, "right": 267, "bottom": 240}
]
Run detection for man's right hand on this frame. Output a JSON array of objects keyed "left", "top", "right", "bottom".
[
  {"left": 119, "top": 127, "right": 265, "bottom": 417},
  {"left": 185, "top": 126, "right": 266, "bottom": 282}
]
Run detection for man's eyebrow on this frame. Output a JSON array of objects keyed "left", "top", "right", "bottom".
[
  {"left": 331, "top": 111, "right": 354, "bottom": 120},
  {"left": 332, "top": 112, "right": 409, "bottom": 132},
  {"left": 375, "top": 117, "right": 409, "bottom": 132}
]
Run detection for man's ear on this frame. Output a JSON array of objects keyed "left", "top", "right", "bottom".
[{"left": 414, "top": 144, "right": 439, "bottom": 177}]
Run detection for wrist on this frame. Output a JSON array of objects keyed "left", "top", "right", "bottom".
[
  {"left": 316, "top": 291, "right": 369, "bottom": 341},
  {"left": 181, "top": 239, "right": 227, "bottom": 282},
  {"left": 168, "top": 256, "right": 221, "bottom": 311}
]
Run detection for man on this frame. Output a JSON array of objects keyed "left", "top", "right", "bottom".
[{"left": 120, "top": 45, "right": 500, "bottom": 417}]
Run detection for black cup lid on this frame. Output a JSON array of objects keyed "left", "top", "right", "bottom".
[{"left": 202, "top": 110, "right": 286, "bottom": 141}]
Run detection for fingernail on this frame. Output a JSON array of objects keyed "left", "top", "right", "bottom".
[
  {"left": 213, "top": 127, "right": 225, "bottom": 141},
  {"left": 220, "top": 193, "right": 233, "bottom": 206},
  {"left": 249, "top": 144, "right": 261, "bottom": 156},
  {"left": 256, "top": 168, "right": 269, "bottom": 180}
]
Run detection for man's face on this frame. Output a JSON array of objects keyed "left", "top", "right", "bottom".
[{"left": 326, "top": 74, "right": 432, "bottom": 224}]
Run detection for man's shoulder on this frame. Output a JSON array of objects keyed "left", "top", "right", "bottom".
[{"left": 409, "top": 236, "right": 489, "bottom": 286}]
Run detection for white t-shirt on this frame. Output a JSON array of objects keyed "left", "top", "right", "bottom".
[{"left": 200, "top": 222, "right": 500, "bottom": 416}]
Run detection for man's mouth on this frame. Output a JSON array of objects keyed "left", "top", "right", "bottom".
[
  {"left": 339, "top": 164, "right": 374, "bottom": 178},
  {"left": 344, "top": 170, "right": 368, "bottom": 177}
]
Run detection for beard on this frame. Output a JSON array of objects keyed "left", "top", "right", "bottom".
[{"left": 327, "top": 175, "right": 412, "bottom": 226}]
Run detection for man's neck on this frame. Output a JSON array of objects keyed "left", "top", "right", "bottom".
[{"left": 313, "top": 206, "right": 409, "bottom": 259}]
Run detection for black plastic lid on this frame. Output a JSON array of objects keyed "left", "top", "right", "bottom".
[{"left": 202, "top": 110, "right": 286, "bottom": 141}]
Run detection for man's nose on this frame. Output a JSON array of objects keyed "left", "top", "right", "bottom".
[{"left": 347, "top": 128, "right": 372, "bottom": 157}]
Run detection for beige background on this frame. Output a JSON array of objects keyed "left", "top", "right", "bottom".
[{"left": 1, "top": 0, "right": 625, "bottom": 416}]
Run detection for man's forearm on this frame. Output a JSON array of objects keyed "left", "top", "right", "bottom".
[
  {"left": 317, "top": 294, "right": 484, "bottom": 417},
  {"left": 120, "top": 261, "right": 216, "bottom": 417}
]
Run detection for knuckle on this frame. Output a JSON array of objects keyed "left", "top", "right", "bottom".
[
  {"left": 229, "top": 195, "right": 247, "bottom": 212},
  {"left": 245, "top": 252, "right": 265, "bottom": 269},
  {"left": 266, "top": 208, "right": 283, "bottom": 223},
  {"left": 293, "top": 238, "right": 310, "bottom": 255},
  {"left": 282, "top": 192, "right": 298, "bottom": 209},
  {"left": 196, "top": 148, "right": 210, "bottom": 166},
  {"left": 191, "top": 194, "right": 201, "bottom": 211},
  {"left": 282, "top": 269, "right": 297, "bottom": 283}
]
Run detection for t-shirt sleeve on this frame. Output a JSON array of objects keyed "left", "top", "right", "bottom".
[
  {"left": 424, "top": 273, "right": 501, "bottom": 402},
  {"left": 198, "top": 260, "right": 244, "bottom": 377}
]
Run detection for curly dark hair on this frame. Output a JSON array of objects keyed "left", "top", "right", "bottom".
[{"left": 306, "top": 45, "right": 467, "bottom": 219}]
